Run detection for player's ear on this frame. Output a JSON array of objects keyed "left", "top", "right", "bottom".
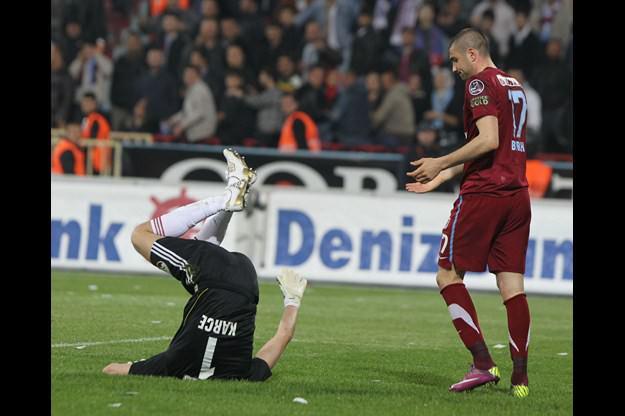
[{"left": 467, "top": 48, "right": 476, "bottom": 62}]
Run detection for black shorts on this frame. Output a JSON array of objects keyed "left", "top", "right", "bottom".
[{"left": 128, "top": 237, "right": 268, "bottom": 381}]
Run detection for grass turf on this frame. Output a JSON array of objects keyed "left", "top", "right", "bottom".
[{"left": 52, "top": 271, "right": 572, "bottom": 415}]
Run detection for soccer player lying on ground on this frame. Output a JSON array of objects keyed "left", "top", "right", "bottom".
[
  {"left": 103, "top": 149, "right": 307, "bottom": 381},
  {"left": 406, "top": 28, "right": 532, "bottom": 398}
]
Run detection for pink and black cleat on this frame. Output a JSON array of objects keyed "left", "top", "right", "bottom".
[{"left": 449, "top": 365, "right": 500, "bottom": 392}]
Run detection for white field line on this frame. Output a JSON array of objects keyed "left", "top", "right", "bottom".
[
  {"left": 53, "top": 336, "right": 429, "bottom": 350},
  {"left": 52, "top": 336, "right": 171, "bottom": 348}
]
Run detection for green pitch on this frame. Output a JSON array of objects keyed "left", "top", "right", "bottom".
[{"left": 52, "top": 271, "right": 572, "bottom": 415}]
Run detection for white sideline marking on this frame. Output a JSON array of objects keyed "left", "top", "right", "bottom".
[{"left": 52, "top": 336, "right": 170, "bottom": 348}]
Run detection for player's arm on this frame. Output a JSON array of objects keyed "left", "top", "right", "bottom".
[
  {"left": 406, "top": 163, "right": 464, "bottom": 193},
  {"left": 410, "top": 116, "right": 499, "bottom": 183},
  {"left": 254, "top": 269, "right": 307, "bottom": 369}
]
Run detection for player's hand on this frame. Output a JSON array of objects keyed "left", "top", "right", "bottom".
[
  {"left": 405, "top": 180, "right": 439, "bottom": 193},
  {"left": 276, "top": 268, "right": 308, "bottom": 308},
  {"left": 407, "top": 158, "right": 444, "bottom": 184}
]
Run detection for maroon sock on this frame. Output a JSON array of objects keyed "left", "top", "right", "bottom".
[
  {"left": 504, "top": 293, "right": 531, "bottom": 385},
  {"left": 441, "top": 283, "right": 494, "bottom": 370}
]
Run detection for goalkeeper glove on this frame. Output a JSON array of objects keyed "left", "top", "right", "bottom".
[{"left": 276, "top": 268, "right": 307, "bottom": 308}]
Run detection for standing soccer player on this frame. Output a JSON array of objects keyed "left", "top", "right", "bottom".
[{"left": 406, "top": 28, "right": 532, "bottom": 398}]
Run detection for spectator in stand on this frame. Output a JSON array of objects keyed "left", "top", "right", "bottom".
[
  {"left": 191, "top": 17, "right": 226, "bottom": 82},
  {"left": 69, "top": 40, "right": 113, "bottom": 113},
  {"left": 188, "top": 0, "right": 221, "bottom": 37},
  {"left": 413, "top": 121, "right": 446, "bottom": 159},
  {"left": 301, "top": 21, "right": 326, "bottom": 76},
  {"left": 470, "top": 0, "right": 515, "bottom": 57},
  {"left": 220, "top": 17, "right": 245, "bottom": 51},
  {"left": 137, "top": 47, "right": 180, "bottom": 134},
  {"left": 476, "top": 8, "right": 501, "bottom": 66},
  {"left": 405, "top": 121, "right": 456, "bottom": 192},
  {"left": 295, "top": 65, "right": 331, "bottom": 130},
  {"left": 51, "top": 42, "right": 75, "bottom": 128},
  {"left": 125, "top": 98, "right": 160, "bottom": 133},
  {"left": 59, "top": 19, "right": 83, "bottom": 65},
  {"left": 530, "top": 0, "right": 573, "bottom": 45},
  {"left": 437, "top": 0, "right": 470, "bottom": 38},
  {"left": 200, "top": 0, "right": 220, "bottom": 20},
  {"left": 189, "top": 47, "right": 225, "bottom": 108},
  {"left": 330, "top": 70, "right": 372, "bottom": 146},
  {"left": 373, "top": 0, "right": 421, "bottom": 48},
  {"left": 154, "top": 0, "right": 196, "bottom": 35},
  {"left": 294, "top": 0, "right": 360, "bottom": 70},
  {"left": 276, "top": 54, "right": 304, "bottom": 93},
  {"left": 80, "top": 92, "right": 112, "bottom": 175},
  {"left": 51, "top": 119, "right": 86, "bottom": 176},
  {"left": 166, "top": 64, "right": 217, "bottom": 143},
  {"left": 237, "top": 0, "right": 265, "bottom": 69},
  {"left": 505, "top": 6, "right": 541, "bottom": 81},
  {"left": 277, "top": 5, "right": 304, "bottom": 59},
  {"left": 349, "top": 9, "right": 383, "bottom": 77},
  {"left": 507, "top": 68, "right": 542, "bottom": 155},
  {"left": 278, "top": 93, "right": 321, "bottom": 152},
  {"left": 407, "top": 72, "right": 431, "bottom": 127},
  {"left": 371, "top": 67, "right": 415, "bottom": 147},
  {"left": 259, "top": 21, "right": 289, "bottom": 74},
  {"left": 423, "top": 66, "right": 463, "bottom": 149},
  {"left": 532, "top": 38, "right": 571, "bottom": 153},
  {"left": 366, "top": 71, "right": 383, "bottom": 111},
  {"left": 225, "top": 44, "right": 256, "bottom": 91},
  {"left": 158, "top": 11, "right": 189, "bottom": 83},
  {"left": 386, "top": 27, "right": 432, "bottom": 96},
  {"left": 216, "top": 71, "right": 256, "bottom": 146},
  {"left": 414, "top": 2, "right": 449, "bottom": 67},
  {"left": 63, "top": 0, "right": 108, "bottom": 46},
  {"left": 243, "top": 68, "right": 284, "bottom": 147},
  {"left": 110, "top": 32, "right": 147, "bottom": 130}
]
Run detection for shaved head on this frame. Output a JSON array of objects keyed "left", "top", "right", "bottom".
[{"left": 449, "top": 28, "right": 490, "bottom": 57}]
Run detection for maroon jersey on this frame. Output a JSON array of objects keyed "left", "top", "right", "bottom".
[{"left": 460, "top": 67, "right": 529, "bottom": 196}]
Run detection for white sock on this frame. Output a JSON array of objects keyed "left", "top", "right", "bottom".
[
  {"left": 195, "top": 210, "right": 233, "bottom": 246},
  {"left": 150, "top": 195, "right": 227, "bottom": 237}
]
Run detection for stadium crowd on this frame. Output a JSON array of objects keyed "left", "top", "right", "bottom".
[{"left": 51, "top": 0, "right": 572, "bottom": 157}]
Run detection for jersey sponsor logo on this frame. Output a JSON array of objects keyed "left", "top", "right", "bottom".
[
  {"left": 468, "top": 79, "right": 485, "bottom": 95},
  {"left": 197, "top": 315, "right": 238, "bottom": 336},
  {"left": 470, "top": 95, "right": 490, "bottom": 108},
  {"left": 496, "top": 74, "right": 522, "bottom": 87}
]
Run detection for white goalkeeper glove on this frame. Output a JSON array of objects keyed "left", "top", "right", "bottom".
[{"left": 276, "top": 268, "right": 307, "bottom": 308}]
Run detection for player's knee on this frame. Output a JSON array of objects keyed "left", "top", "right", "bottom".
[
  {"left": 436, "top": 268, "right": 463, "bottom": 289},
  {"left": 131, "top": 223, "right": 151, "bottom": 251}
]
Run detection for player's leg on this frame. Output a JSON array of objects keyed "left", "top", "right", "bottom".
[
  {"left": 437, "top": 195, "right": 500, "bottom": 392},
  {"left": 195, "top": 211, "right": 233, "bottom": 246},
  {"left": 496, "top": 272, "right": 530, "bottom": 397},
  {"left": 194, "top": 148, "right": 256, "bottom": 246},
  {"left": 131, "top": 148, "right": 256, "bottom": 261},
  {"left": 438, "top": 266, "right": 499, "bottom": 391},
  {"left": 488, "top": 190, "right": 532, "bottom": 397},
  {"left": 130, "top": 194, "right": 228, "bottom": 262}
]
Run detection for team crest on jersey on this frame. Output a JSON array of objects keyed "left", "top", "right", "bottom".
[
  {"left": 156, "top": 261, "right": 171, "bottom": 274},
  {"left": 469, "top": 79, "right": 485, "bottom": 95}
]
